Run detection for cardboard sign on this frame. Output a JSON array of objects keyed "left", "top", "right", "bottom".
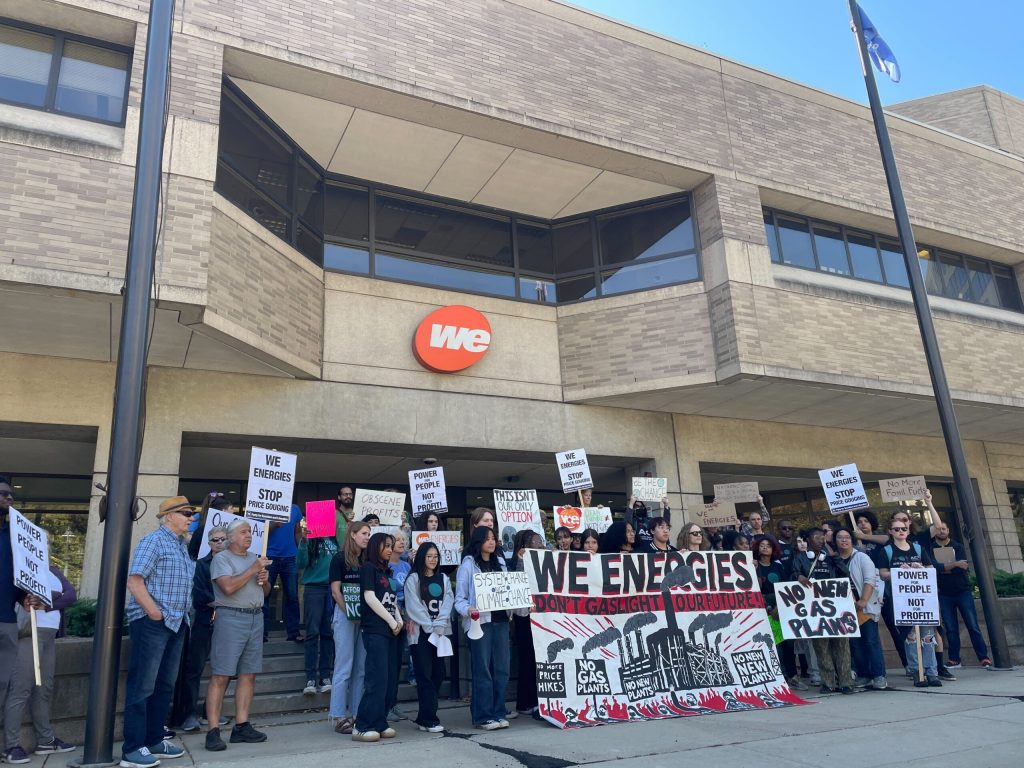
[
  {"left": 341, "top": 582, "right": 361, "bottom": 621},
  {"left": 556, "top": 449, "right": 593, "bottom": 493},
  {"left": 932, "top": 546, "right": 956, "bottom": 566},
  {"left": 305, "top": 500, "right": 337, "bottom": 539},
  {"left": 892, "top": 568, "right": 939, "bottom": 626},
  {"left": 9, "top": 508, "right": 52, "bottom": 607},
  {"left": 555, "top": 506, "right": 612, "bottom": 534},
  {"left": 198, "top": 510, "right": 266, "bottom": 559},
  {"left": 631, "top": 477, "right": 667, "bottom": 502},
  {"left": 525, "top": 549, "right": 804, "bottom": 729},
  {"left": 696, "top": 501, "right": 739, "bottom": 529},
  {"left": 818, "top": 463, "right": 869, "bottom": 515},
  {"left": 713, "top": 483, "right": 760, "bottom": 504},
  {"left": 353, "top": 489, "right": 406, "bottom": 526},
  {"left": 473, "top": 570, "right": 532, "bottom": 612},
  {"left": 879, "top": 476, "right": 928, "bottom": 503},
  {"left": 411, "top": 530, "right": 463, "bottom": 567},
  {"left": 408, "top": 467, "right": 448, "bottom": 516},
  {"left": 494, "top": 489, "right": 544, "bottom": 558},
  {"left": 775, "top": 579, "right": 861, "bottom": 640},
  {"left": 244, "top": 446, "right": 297, "bottom": 522}
]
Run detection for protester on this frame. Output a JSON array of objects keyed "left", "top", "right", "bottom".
[
  {"left": 775, "top": 520, "right": 796, "bottom": 563},
  {"left": 352, "top": 532, "right": 402, "bottom": 743},
  {"left": 205, "top": 519, "right": 272, "bottom": 751},
  {"left": 851, "top": 509, "right": 881, "bottom": 554},
  {"left": 386, "top": 532, "right": 412, "bottom": 722},
  {"left": 579, "top": 528, "right": 600, "bottom": 554},
  {"left": 834, "top": 530, "right": 887, "bottom": 690},
  {"left": 721, "top": 530, "right": 751, "bottom": 552},
  {"left": 456, "top": 527, "right": 513, "bottom": 731},
  {"left": 740, "top": 497, "right": 770, "bottom": 538},
  {"left": 0, "top": 478, "right": 31, "bottom": 760},
  {"left": 930, "top": 522, "right": 991, "bottom": 669},
  {"left": 820, "top": 519, "right": 845, "bottom": 556},
  {"left": 636, "top": 517, "right": 676, "bottom": 553},
  {"left": 675, "top": 522, "right": 706, "bottom": 552},
  {"left": 122, "top": 496, "right": 197, "bottom": 767},
  {"left": 335, "top": 486, "right": 355, "bottom": 543},
  {"left": 625, "top": 495, "right": 670, "bottom": 547},
  {"left": 598, "top": 521, "right": 635, "bottom": 554},
  {"left": 794, "top": 528, "right": 853, "bottom": 694},
  {"left": 179, "top": 524, "right": 228, "bottom": 733},
  {"left": 751, "top": 534, "right": 804, "bottom": 691},
  {"left": 510, "top": 530, "right": 544, "bottom": 717},
  {"left": 3, "top": 563, "right": 77, "bottom": 763},
  {"left": 363, "top": 514, "right": 380, "bottom": 527},
  {"left": 328, "top": 521, "right": 371, "bottom": 734},
  {"left": 409, "top": 511, "right": 443, "bottom": 560},
  {"left": 297, "top": 520, "right": 339, "bottom": 696},
  {"left": 403, "top": 542, "right": 455, "bottom": 732},
  {"left": 554, "top": 526, "right": 572, "bottom": 552},
  {"left": 264, "top": 503, "right": 303, "bottom": 643},
  {"left": 872, "top": 517, "right": 941, "bottom": 687}
]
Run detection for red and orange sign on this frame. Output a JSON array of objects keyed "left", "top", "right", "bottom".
[{"left": 413, "top": 305, "right": 492, "bottom": 373}]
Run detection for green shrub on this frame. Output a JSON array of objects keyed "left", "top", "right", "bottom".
[
  {"left": 970, "top": 570, "right": 1024, "bottom": 598},
  {"left": 64, "top": 599, "right": 129, "bottom": 637}
]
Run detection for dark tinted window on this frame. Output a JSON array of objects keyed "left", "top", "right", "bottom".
[
  {"left": 215, "top": 165, "right": 290, "bottom": 240},
  {"left": 519, "top": 277, "right": 556, "bottom": 304},
  {"left": 847, "top": 231, "right": 883, "bottom": 283},
  {"left": 598, "top": 201, "right": 694, "bottom": 266},
  {"left": 219, "top": 94, "right": 292, "bottom": 207},
  {"left": 296, "top": 226, "right": 322, "bottom": 265},
  {"left": 812, "top": 224, "right": 849, "bottom": 275},
  {"left": 936, "top": 251, "right": 969, "bottom": 300},
  {"left": 295, "top": 159, "right": 322, "bottom": 230},
  {"left": 776, "top": 216, "right": 816, "bottom": 269},
  {"left": 517, "top": 222, "right": 554, "bottom": 273},
  {"left": 600, "top": 254, "right": 698, "bottom": 295},
  {"left": 553, "top": 220, "right": 594, "bottom": 273},
  {"left": 324, "top": 184, "right": 369, "bottom": 242},
  {"left": 324, "top": 244, "right": 369, "bottom": 274},
  {"left": 376, "top": 252, "right": 516, "bottom": 297},
  {"left": 556, "top": 272, "right": 597, "bottom": 302},
  {"left": 993, "top": 265, "right": 1022, "bottom": 311},
  {"left": 879, "top": 240, "right": 909, "bottom": 287},
  {"left": 765, "top": 211, "right": 781, "bottom": 263},
  {"left": 54, "top": 40, "right": 128, "bottom": 122}
]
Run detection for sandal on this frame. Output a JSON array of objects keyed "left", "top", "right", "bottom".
[{"left": 334, "top": 716, "right": 353, "bottom": 734}]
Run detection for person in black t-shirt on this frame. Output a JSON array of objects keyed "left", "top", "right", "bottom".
[
  {"left": 930, "top": 522, "right": 990, "bottom": 669},
  {"left": 753, "top": 534, "right": 804, "bottom": 691},
  {"left": 635, "top": 517, "right": 677, "bottom": 553},
  {"left": 328, "top": 520, "right": 370, "bottom": 734},
  {"left": 352, "top": 532, "right": 402, "bottom": 742}
]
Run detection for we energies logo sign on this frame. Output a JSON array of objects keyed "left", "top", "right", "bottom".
[{"left": 413, "top": 305, "right": 492, "bottom": 373}]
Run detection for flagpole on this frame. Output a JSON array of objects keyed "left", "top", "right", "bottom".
[{"left": 847, "top": 0, "right": 1010, "bottom": 669}]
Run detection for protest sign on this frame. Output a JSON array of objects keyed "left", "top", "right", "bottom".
[
  {"left": 775, "top": 578, "right": 861, "bottom": 640},
  {"left": 713, "top": 483, "right": 760, "bottom": 504},
  {"left": 555, "top": 449, "right": 592, "bottom": 493},
  {"left": 494, "top": 489, "right": 544, "bottom": 557},
  {"left": 695, "top": 501, "right": 739, "bottom": 530},
  {"left": 198, "top": 509, "right": 266, "bottom": 558},
  {"left": 525, "top": 549, "right": 804, "bottom": 729},
  {"left": 408, "top": 467, "right": 448, "bottom": 516},
  {"left": 244, "top": 446, "right": 296, "bottom": 522},
  {"left": 631, "top": 477, "right": 667, "bottom": 502},
  {"left": 341, "top": 582, "right": 361, "bottom": 621},
  {"left": 353, "top": 489, "right": 406, "bottom": 525},
  {"left": 10, "top": 509, "right": 51, "bottom": 607},
  {"left": 305, "top": 500, "right": 336, "bottom": 538},
  {"left": 879, "top": 476, "right": 928, "bottom": 503},
  {"left": 411, "top": 530, "right": 462, "bottom": 567},
  {"left": 818, "top": 463, "right": 869, "bottom": 515},
  {"left": 554, "top": 506, "right": 612, "bottom": 534},
  {"left": 892, "top": 568, "right": 939, "bottom": 626},
  {"left": 473, "top": 570, "right": 532, "bottom": 612}
]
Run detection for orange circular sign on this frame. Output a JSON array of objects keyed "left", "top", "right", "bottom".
[
  {"left": 413, "top": 305, "right": 492, "bottom": 373},
  {"left": 556, "top": 506, "right": 582, "bottom": 531}
]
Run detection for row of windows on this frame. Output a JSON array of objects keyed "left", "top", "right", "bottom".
[
  {"left": 215, "top": 81, "right": 700, "bottom": 304},
  {"left": 0, "top": 19, "right": 130, "bottom": 125},
  {"left": 764, "top": 209, "right": 1022, "bottom": 312}
]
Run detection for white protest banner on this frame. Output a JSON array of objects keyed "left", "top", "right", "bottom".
[
  {"left": 198, "top": 509, "right": 267, "bottom": 559},
  {"left": 473, "top": 570, "right": 532, "bottom": 612},
  {"left": 879, "top": 476, "right": 928, "bottom": 503},
  {"left": 526, "top": 549, "right": 805, "bottom": 729},
  {"left": 244, "top": 446, "right": 297, "bottom": 523},
  {"left": 818, "top": 463, "right": 869, "bottom": 515},
  {"left": 631, "top": 477, "right": 667, "bottom": 502},
  {"left": 554, "top": 506, "right": 612, "bottom": 534},
  {"left": 411, "top": 530, "right": 463, "bottom": 567},
  {"left": 713, "top": 483, "right": 760, "bottom": 504},
  {"left": 775, "top": 578, "right": 861, "bottom": 640},
  {"left": 695, "top": 501, "right": 739, "bottom": 529},
  {"left": 10, "top": 509, "right": 51, "bottom": 607},
  {"left": 353, "top": 489, "right": 406, "bottom": 526},
  {"left": 555, "top": 448, "right": 592, "bottom": 493},
  {"left": 493, "top": 489, "right": 544, "bottom": 557},
  {"left": 408, "top": 467, "right": 448, "bottom": 516},
  {"left": 892, "top": 568, "right": 939, "bottom": 626}
]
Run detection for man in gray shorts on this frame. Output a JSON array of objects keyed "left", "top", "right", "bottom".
[{"left": 205, "top": 519, "right": 272, "bottom": 752}]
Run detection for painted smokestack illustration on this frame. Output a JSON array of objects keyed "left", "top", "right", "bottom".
[
  {"left": 660, "top": 562, "right": 695, "bottom": 631},
  {"left": 621, "top": 613, "right": 657, "bottom": 663}
]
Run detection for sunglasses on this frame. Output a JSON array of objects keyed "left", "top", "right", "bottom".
[
  {"left": 890, "top": 526, "right": 908, "bottom": 532},
  {"left": 0, "top": 490, "right": 15, "bottom": 499},
  {"left": 209, "top": 537, "right": 227, "bottom": 544},
  {"left": 689, "top": 531, "right": 703, "bottom": 537}
]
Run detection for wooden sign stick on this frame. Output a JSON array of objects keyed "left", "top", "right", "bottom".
[
  {"left": 30, "top": 605, "right": 41, "bottom": 687},
  {"left": 916, "top": 627, "right": 925, "bottom": 683}
]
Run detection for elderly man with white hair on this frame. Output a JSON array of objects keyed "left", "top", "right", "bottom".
[{"left": 204, "top": 518, "right": 272, "bottom": 752}]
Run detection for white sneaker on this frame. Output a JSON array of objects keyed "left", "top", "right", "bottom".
[
  {"left": 477, "top": 720, "right": 502, "bottom": 731},
  {"left": 303, "top": 679, "right": 317, "bottom": 695},
  {"left": 351, "top": 729, "right": 380, "bottom": 743},
  {"left": 317, "top": 678, "right": 332, "bottom": 693},
  {"left": 497, "top": 719, "right": 510, "bottom": 729},
  {"left": 380, "top": 727, "right": 396, "bottom": 739},
  {"left": 503, "top": 711, "right": 518, "bottom": 720},
  {"left": 417, "top": 724, "right": 445, "bottom": 733}
]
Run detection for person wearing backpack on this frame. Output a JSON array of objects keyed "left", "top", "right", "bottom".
[{"left": 834, "top": 530, "right": 886, "bottom": 690}]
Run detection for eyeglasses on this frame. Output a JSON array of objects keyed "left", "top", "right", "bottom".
[
  {"left": 0, "top": 490, "right": 14, "bottom": 499},
  {"left": 689, "top": 531, "right": 703, "bottom": 537},
  {"left": 890, "top": 526, "right": 908, "bottom": 532},
  {"left": 208, "top": 537, "right": 227, "bottom": 544}
]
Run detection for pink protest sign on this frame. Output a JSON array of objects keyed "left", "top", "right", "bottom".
[{"left": 305, "top": 500, "right": 337, "bottom": 539}]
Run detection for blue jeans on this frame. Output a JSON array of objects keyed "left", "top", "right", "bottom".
[
  {"left": 850, "top": 618, "right": 886, "bottom": 679},
  {"left": 468, "top": 622, "right": 510, "bottom": 725},
  {"left": 355, "top": 632, "right": 397, "bottom": 733},
  {"left": 123, "top": 618, "right": 186, "bottom": 755},
  {"left": 899, "top": 625, "right": 938, "bottom": 677},
  {"left": 939, "top": 590, "right": 988, "bottom": 662},
  {"left": 263, "top": 555, "right": 300, "bottom": 638},
  {"left": 303, "top": 584, "right": 334, "bottom": 680},
  {"left": 330, "top": 607, "right": 365, "bottom": 718}
]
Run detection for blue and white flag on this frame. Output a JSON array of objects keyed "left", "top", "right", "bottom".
[{"left": 859, "top": 6, "right": 900, "bottom": 82}]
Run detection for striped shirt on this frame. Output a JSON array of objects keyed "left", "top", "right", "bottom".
[{"left": 126, "top": 525, "right": 196, "bottom": 631}]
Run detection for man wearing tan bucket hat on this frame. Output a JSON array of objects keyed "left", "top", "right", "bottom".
[{"left": 121, "top": 496, "right": 197, "bottom": 768}]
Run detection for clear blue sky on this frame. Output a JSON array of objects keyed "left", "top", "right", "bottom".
[{"left": 568, "top": 1, "right": 1024, "bottom": 104}]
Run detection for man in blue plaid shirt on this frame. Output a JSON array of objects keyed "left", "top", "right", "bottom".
[{"left": 121, "top": 496, "right": 198, "bottom": 768}]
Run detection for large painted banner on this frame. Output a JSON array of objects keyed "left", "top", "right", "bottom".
[{"left": 525, "top": 550, "right": 805, "bottom": 728}]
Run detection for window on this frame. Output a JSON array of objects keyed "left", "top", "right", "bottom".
[
  {"left": 600, "top": 253, "right": 698, "bottom": 296},
  {"left": 0, "top": 20, "right": 130, "bottom": 124},
  {"left": 598, "top": 201, "right": 694, "bottom": 266},
  {"left": 765, "top": 207, "right": 1022, "bottom": 312}
]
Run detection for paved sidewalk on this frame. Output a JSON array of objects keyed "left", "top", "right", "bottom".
[{"left": 44, "top": 666, "right": 1024, "bottom": 768}]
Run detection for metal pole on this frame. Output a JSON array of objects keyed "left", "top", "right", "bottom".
[
  {"left": 79, "top": 1, "right": 175, "bottom": 764},
  {"left": 848, "top": 0, "right": 1011, "bottom": 668}
]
